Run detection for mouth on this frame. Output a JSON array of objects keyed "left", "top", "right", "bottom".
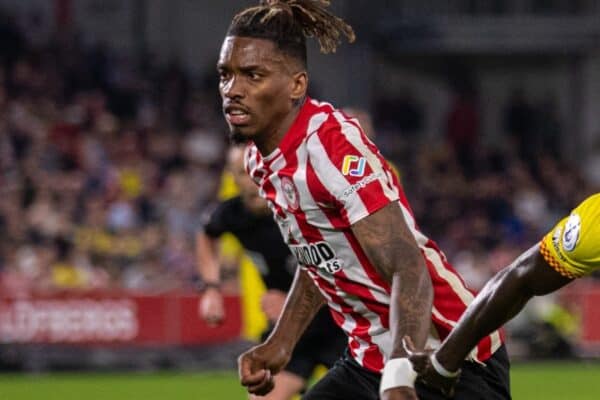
[{"left": 224, "top": 104, "right": 250, "bottom": 126}]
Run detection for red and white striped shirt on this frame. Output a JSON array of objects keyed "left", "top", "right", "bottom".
[{"left": 245, "top": 98, "right": 503, "bottom": 373}]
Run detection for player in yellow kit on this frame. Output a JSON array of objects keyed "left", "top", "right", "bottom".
[{"left": 406, "top": 193, "right": 600, "bottom": 396}]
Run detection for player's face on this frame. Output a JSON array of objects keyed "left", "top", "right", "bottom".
[
  {"left": 217, "top": 36, "right": 305, "bottom": 145},
  {"left": 227, "top": 147, "right": 269, "bottom": 215}
]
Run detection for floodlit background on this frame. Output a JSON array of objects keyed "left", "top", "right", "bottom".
[{"left": 0, "top": 1, "right": 599, "bottom": 399}]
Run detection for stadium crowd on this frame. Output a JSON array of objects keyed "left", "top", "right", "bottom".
[
  {"left": 0, "top": 15, "right": 598, "bottom": 300},
  {"left": 0, "top": 14, "right": 225, "bottom": 295}
]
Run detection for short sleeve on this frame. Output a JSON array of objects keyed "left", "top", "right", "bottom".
[
  {"left": 306, "top": 112, "right": 400, "bottom": 226},
  {"left": 202, "top": 200, "right": 233, "bottom": 238},
  {"left": 540, "top": 194, "right": 600, "bottom": 278}
]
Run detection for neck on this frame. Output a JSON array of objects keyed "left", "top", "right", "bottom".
[{"left": 254, "top": 99, "right": 304, "bottom": 155}]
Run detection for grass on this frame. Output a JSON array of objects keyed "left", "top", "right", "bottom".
[
  {"left": 0, "top": 362, "right": 599, "bottom": 399},
  {"left": 0, "top": 371, "right": 246, "bottom": 400},
  {"left": 510, "top": 361, "right": 600, "bottom": 400}
]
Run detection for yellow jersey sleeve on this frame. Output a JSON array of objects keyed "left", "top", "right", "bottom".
[{"left": 540, "top": 193, "right": 600, "bottom": 279}]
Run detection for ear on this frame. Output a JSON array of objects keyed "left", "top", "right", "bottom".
[{"left": 290, "top": 71, "right": 308, "bottom": 102}]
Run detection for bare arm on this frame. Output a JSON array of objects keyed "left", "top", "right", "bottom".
[
  {"left": 351, "top": 201, "right": 434, "bottom": 358},
  {"left": 238, "top": 267, "right": 324, "bottom": 396},
  {"left": 196, "top": 231, "right": 231, "bottom": 325},
  {"left": 435, "top": 244, "right": 573, "bottom": 372},
  {"left": 196, "top": 231, "right": 221, "bottom": 285},
  {"left": 265, "top": 267, "right": 325, "bottom": 349}
]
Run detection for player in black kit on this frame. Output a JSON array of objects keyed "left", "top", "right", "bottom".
[{"left": 196, "top": 145, "right": 346, "bottom": 400}]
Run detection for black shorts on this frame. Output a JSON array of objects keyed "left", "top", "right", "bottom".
[
  {"left": 303, "top": 345, "right": 511, "bottom": 400},
  {"left": 262, "top": 308, "right": 347, "bottom": 381}
]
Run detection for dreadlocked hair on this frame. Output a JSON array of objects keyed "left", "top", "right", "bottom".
[{"left": 228, "top": 0, "right": 355, "bottom": 66}]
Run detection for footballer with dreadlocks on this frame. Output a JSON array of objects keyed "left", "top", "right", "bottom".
[{"left": 217, "top": 1, "right": 511, "bottom": 399}]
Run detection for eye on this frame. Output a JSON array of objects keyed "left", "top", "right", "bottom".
[
  {"left": 218, "top": 70, "right": 231, "bottom": 82},
  {"left": 248, "top": 71, "right": 262, "bottom": 81}
]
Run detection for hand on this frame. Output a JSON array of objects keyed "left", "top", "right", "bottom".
[
  {"left": 238, "top": 341, "right": 292, "bottom": 396},
  {"left": 260, "top": 289, "right": 287, "bottom": 322},
  {"left": 199, "top": 287, "right": 225, "bottom": 326},
  {"left": 381, "top": 386, "right": 419, "bottom": 400},
  {"left": 404, "top": 336, "right": 459, "bottom": 398}
]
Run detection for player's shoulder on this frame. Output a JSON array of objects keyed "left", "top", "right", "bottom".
[
  {"left": 208, "top": 196, "right": 244, "bottom": 223},
  {"left": 305, "top": 100, "right": 366, "bottom": 153}
]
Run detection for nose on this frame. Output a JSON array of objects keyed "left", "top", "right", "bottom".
[{"left": 221, "top": 75, "right": 245, "bottom": 100}]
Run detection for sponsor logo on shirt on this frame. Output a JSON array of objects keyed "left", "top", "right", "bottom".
[
  {"left": 562, "top": 213, "right": 581, "bottom": 252},
  {"left": 342, "top": 155, "right": 366, "bottom": 177},
  {"left": 341, "top": 172, "right": 383, "bottom": 198},
  {"left": 290, "top": 241, "right": 343, "bottom": 274}
]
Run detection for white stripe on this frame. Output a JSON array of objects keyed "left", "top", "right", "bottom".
[
  {"left": 422, "top": 246, "right": 474, "bottom": 307},
  {"left": 307, "top": 112, "right": 329, "bottom": 134},
  {"left": 487, "top": 330, "right": 503, "bottom": 360},
  {"left": 310, "top": 98, "right": 334, "bottom": 110},
  {"left": 305, "top": 268, "right": 356, "bottom": 340}
]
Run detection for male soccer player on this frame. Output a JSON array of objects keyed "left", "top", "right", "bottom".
[
  {"left": 217, "top": 1, "right": 510, "bottom": 399},
  {"left": 197, "top": 145, "right": 346, "bottom": 400},
  {"left": 407, "top": 193, "right": 600, "bottom": 397}
]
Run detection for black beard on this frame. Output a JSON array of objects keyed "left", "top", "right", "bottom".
[{"left": 229, "top": 131, "right": 249, "bottom": 144}]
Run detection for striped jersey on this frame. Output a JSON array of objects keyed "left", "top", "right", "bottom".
[{"left": 245, "top": 97, "right": 503, "bottom": 373}]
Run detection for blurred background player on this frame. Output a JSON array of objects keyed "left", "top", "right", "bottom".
[
  {"left": 407, "top": 193, "right": 600, "bottom": 397},
  {"left": 197, "top": 145, "right": 347, "bottom": 400}
]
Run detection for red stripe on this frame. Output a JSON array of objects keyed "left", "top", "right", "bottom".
[
  {"left": 310, "top": 271, "right": 384, "bottom": 372},
  {"left": 420, "top": 239, "right": 498, "bottom": 361}
]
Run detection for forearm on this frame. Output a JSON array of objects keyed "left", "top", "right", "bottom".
[
  {"left": 196, "top": 232, "right": 221, "bottom": 283},
  {"left": 389, "top": 255, "right": 434, "bottom": 358},
  {"left": 353, "top": 202, "right": 433, "bottom": 358},
  {"left": 372, "top": 240, "right": 433, "bottom": 358},
  {"left": 435, "top": 267, "right": 526, "bottom": 371},
  {"left": 265, "top": 268, "right": 325, "bottom": 348},
  {"left": 437, "top": 244, "right": 572, "bottom": 371}
]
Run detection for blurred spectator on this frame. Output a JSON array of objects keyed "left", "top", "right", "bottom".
[
  {"left": 375, "top": 89, "right": 424, "bottom": 135},
  {"left": 445, "top": 89, "right": 480, "bottom": 173},
  {"left": 503, "top": 88, "right": 536, "bottom": 161},
  {"left": 583, "top": 135, "right": 600, "bottom": 189},
  {"left": 534, "top": 95, "right": 562, "bottom": 158},
  {"left": 0, "top": 22, "right": 226, "bottom": 297}
]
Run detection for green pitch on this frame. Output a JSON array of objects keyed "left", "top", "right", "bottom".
[{"left": 1, "top": 362, "right": 599, "bottom": 399}]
